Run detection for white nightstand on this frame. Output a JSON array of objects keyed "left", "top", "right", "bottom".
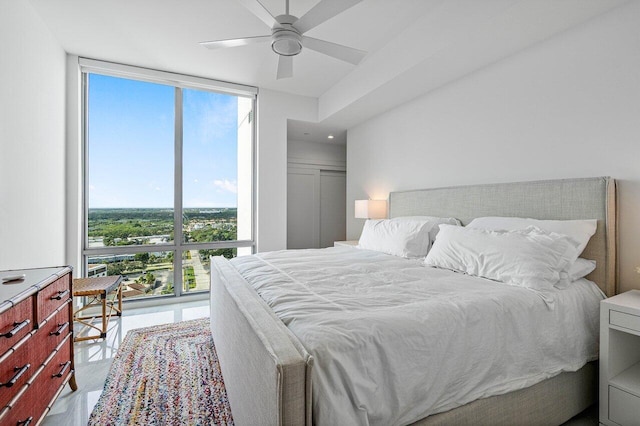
[
  {"left": 600, "top": 290, "right": 640, "bottom": 425},
  {"left": 334, "top": 240, "right": 358, "bottom": 247}
]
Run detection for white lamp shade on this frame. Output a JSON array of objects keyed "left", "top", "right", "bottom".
[{"left": 354, "top": 199, "right": 387, "bottom": 219}]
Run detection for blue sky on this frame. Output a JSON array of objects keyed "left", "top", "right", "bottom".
[{"left": 88, "top": 74, "right": 239, "bottom": 208}]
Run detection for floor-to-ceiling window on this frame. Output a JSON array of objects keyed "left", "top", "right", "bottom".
[{"left": 81, "top": 59, "right": 255, "bottom": 301}]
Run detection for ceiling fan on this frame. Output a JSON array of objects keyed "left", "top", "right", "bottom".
[{"left": 200, "top": 0, "right": 366, "bottom": 79}]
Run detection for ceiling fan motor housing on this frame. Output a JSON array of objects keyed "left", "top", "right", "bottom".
[
  {"left": 271, "top": 15, "right": 302, "bottom": 56},
  {"left": 199, "top": 1, "right": 366, "bottom": 78}
]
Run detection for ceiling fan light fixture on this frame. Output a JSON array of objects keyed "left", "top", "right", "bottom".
[
  {"left": 271, "top": 29, "right": 302, "bottom": 56},
  {"left": 200, "top": 0, "right": 366, "bottom": 79}
]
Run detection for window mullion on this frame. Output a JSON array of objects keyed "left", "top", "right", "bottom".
[
  {"left": 174, "top": 87, "right": 184, "bottom": 297},
  {"left": 81, "top": 72, "right": 90, "bottom": 276}
]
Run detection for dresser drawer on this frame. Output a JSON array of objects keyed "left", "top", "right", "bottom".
[
  {"left": 1, "top": 377, "right": 48, "bottom": 426},
  {"left": 0, "top": 391, "right": 46, "bottom": 426},
  {"left": 38, "top": 337, "right": 72, "bottom": 401},
  {"left": 609, "top": 385, "right": 640, "bottom": 425},
  {"left": 1, "top": 337, "right": 73, "bottom": 426},
  {"left": 38, "top": 303, "right": 71, "bottom": 357},
  {"left": 0, "top": 336, "right": 34, "bottom": 410},
  {"left": 0, "top": 298, "right": 33, "bottom": 357},
  {"left": 36, "top": 275, "right": 71, "bottom": 325}
]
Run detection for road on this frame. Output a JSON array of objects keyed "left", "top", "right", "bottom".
[{"left": 185, "top": 250, "right": 210, "bottom": 292}]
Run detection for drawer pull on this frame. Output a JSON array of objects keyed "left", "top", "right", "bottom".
[
  {"left": 49, "top": 322, "right": 69, "bottom": 336},
  {"left": 0, "top": 364, "right": 30, "bottom": 388},
  {"left": 0, "top": 319, "right": 30, "bottom": 338},
  {"left": 50, "top": 289, "right": 69, "bottom": 301},
  {"left": 53, "top": 361, "right": 71, "bottom": 378},
  {"left": 17, "top": 417, "right": 33, "bottom": 426}
]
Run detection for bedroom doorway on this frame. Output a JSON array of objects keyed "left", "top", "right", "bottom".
[
  {"left": 287, "top": 169, "right": 346, "bottom": 249},
  {"left": 287, "top": 168, "right": 347, "bottom": 249},
  {"left": 319, "top": 170, "right": 347, "bottom": 247},
  {"left": 286, "top": 131, "right": 346, "bottom": 249}
]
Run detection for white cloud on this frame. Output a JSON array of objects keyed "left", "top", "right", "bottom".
[
  {"left": 148, "top": 181, "right": 164, "bottom": 192},
  {"left": 183, "top": 91, "right": 237, "bottom": 144},
  {"left": 213, "top": 179, "right": 237, "bottom": 194}
]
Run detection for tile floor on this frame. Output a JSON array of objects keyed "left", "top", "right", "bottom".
[
  {"left": 41, "top": 298, "right": 597, "bottom": 426},
  {"left": 42, "top": 299, "right": 210, "bottom": 426}
]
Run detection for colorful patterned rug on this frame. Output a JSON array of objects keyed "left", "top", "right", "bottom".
[{"left": 89, "top": 318, "right": 234, "bottom": 425}]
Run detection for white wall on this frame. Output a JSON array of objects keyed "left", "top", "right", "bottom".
[
  {"left": 257, "top": 90, "right": 317, "bottom": 252},
  {"left": 347, "top": 1, "right": 640, "bottom": 293},
  {"left": 288, "top": 140, "right": 346, "bottom": 168},
  {"left": 65, "top": 55, "right": 82, "bottom": 273},
  {"left": 0, "top": 2, "right": 67, "bottom": 270}
]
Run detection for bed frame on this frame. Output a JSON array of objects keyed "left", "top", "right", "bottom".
[{"left": 210, "top": 176, "right": 616, "bottom": 426}]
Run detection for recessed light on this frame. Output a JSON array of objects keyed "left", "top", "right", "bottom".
[{"left": 327, "top": 135, "right": 334, "bottom": 139}]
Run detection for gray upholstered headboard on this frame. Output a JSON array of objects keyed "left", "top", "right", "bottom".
[{"left": 389, "top": 177, "right": 617, "bottom": 296}]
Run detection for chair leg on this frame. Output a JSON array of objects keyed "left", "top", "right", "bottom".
[
  {"left": 117, "top": 283, "right": 123, "bottom": 316},
  {"left": 101, "top": 295, "right": 107, "bottom": 338}
]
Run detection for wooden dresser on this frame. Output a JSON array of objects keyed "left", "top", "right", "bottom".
[{"left": 0, "top": 267, "right": 77, "bottom": 425}]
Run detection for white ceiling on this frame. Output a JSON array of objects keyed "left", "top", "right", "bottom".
[
  {"left": 28, "top": 0, "right": 431, "bottom": 98},
  {"left": 288, "top": 119, "right": 346, "bottom": 145},
  {"left": 29, "top": 0, "right": 627, "bottom": 135}
]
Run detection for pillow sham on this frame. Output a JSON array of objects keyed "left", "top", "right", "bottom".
[
  {"left": 425, "top": 224, "right": 581, "bottom": 291},
  {"left": 466, "top": 217, "right": 597, "bottom": 256},
  {"left": 358, "top": 217, "right": 460, "bottom": 258},
  {"left": 556, "top": 258, "right": 597, "bottom": 289},
  {"left": 393, "top": 216, "right": 461, "bottom": 247}
]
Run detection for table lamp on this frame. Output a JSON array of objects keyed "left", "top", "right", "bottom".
[{"left": 354, "top": 199, "right": 387, "bottom": 219}]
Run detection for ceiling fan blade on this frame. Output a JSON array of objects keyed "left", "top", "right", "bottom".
[
  {"left": 302, "top": 36, "right": 366, "bottom": 65},
  {"left": 277, "top": 55, "right": 293, "bottom": 79},
  {"left": 294, "top": 0, "right": 362, "bottom": 34},
  {"left": 237, "top": 0, "right": 278, "bottom": 28},
  {"left": 200, "top": 35, "right": 271, "bottom": 49}
]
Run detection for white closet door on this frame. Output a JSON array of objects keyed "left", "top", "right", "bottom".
[
  {"left": 287, "top": 168, "right": 320, "bottom": 249},
  {"left": 319, "top": 170, "right": 346, "bottom": 248}
]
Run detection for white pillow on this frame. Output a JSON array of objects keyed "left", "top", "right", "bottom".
[
  {"left": 556, "top": 258, "right": 597, "bottom": 289},
  {"left": 393, "top": 216, "right": 461, "bottom": 248},
  {"left": 358, "top": 217, "right": 460, "bottom": 258},
  {"left": 467, "top": 217, "right": 597, "bottom": 255},
  {"left": 425, "top": 224, "right": 581, "bottom": 291}
]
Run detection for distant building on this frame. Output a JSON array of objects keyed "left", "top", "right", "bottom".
[
  {"left": 87, "top": 264, "right": 107, "bottom": 278},
  {"left": 88, "top": 254, "right": 135, "bottom": 263}
]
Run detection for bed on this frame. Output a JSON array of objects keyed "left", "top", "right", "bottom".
[{"left": 210, "top": 176, "right": 616, "bottom": 426}]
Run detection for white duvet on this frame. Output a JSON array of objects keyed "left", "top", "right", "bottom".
[{"left": 229, "top": 246, "right": 603, "bottom": 426}]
